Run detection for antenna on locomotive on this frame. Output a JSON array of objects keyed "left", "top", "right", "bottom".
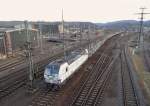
[{"left": 62, "top": 9, "right": 67, "bottom": 60}]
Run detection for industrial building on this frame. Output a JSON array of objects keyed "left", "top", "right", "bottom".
[
  {"left": 58, "top": 22, "right": 97, "bottom": 34},
  {"left": 33, "top": 22, "right": 59, "bottom": 36},
  {"left": 0, "top": 28, "right": 38, "bottom": 58}
]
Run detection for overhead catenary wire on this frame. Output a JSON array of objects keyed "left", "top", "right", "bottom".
[{"left": 136, "top": 7, "right": 150, "bottom": 47}]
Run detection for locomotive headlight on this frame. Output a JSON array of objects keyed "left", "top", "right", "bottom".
[
  {"left": 44, "top": 74, "right": 48, "bottom": 78},
  {"left": 58, "top": 79, "right": 61, "bottom": 83},
  {"left": 54, "top": 74, "right": 58, "bottom": 77}
]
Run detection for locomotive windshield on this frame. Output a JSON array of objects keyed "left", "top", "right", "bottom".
[{"left": 45, "top": 65, "right": 59, "bottom": 75}]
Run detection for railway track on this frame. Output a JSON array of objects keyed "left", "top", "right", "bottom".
[
  {"left": 68, "top": 36, "right": 121, "bottom": 106},
  {"left": 142, "top": 43, "right": 150, "bottom": 72},
  {"left": 0, "top": 57, "right": 25, "bottom": 72},
  {"left": 69, "top": 50, "right": 116, "bottom": 106},
  {"left": 70, "top": 55, "right": 113, "bottom": 106},
  {"left": 0, "top": 35, "right": 105, "bottom": 100},
  {"left": 120, "top": 48, "right": 139, "bottom": 106},
  {"left": 29, "top": 87, "right": 64, "bottom": 106},
  {"left": 0, "top": 54, "right": 62, "bottom": 100},
  {"left": 28, "top": 33, "right": 122, "bottom": 106},
  {"left": 0, "top": 38, "right": 98, "bottom": 100},
  {"left": 0, "top": 56, "right": 22, "bottom": 66},
  {"left": 0, "top": 76, "right": 26, "bottom": 99},
  {"left": 0, "top": 32, "right": 123, "bottom": 102}
]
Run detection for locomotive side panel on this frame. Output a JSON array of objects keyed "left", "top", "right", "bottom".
[
  {"left": 68, "top": 54, "right": 88, "bottom": 76},
  {"left": 59, "top": 54, "right": 88, "bottom": 85},
  {"left": 58, "top": 63, "right": 68, "bottom": 83}
]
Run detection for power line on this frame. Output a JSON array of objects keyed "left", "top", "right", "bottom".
[{"left": 136, "top": 7, "right": 150, "bottom": 46}]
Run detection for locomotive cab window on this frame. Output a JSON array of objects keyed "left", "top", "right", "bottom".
[{"left": 45, "top": 65, "right": 59, "bottom": 75}]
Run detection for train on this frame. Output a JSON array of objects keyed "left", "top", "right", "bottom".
[{"left": 44, "top": 49, "right": 88, "bottom": 89}]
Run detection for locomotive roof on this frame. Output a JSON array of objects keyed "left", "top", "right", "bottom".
[
  {"left": 66, "top": 50, "right": 82, "bottom": 64},
  {"left": 48, "top": 49, "right": 84, "bottom": 66}
]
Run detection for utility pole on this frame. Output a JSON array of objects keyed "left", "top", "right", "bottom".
[
  {"left": 62, "top": 9, "right": 67, "bottom": 60},
  {"left": 24, "top": 21, "right": 34, "bottom": 89},
  {"left": 37, "top": 28, "right": 40, "bottom": 48},
  {"left": 79, "top": 23, "right": 82, "bottom": 50},
  {"left": 136, "top": 7, "right": 150, "bottom": 47},
  {"left": 88, "top": 25, "right": 91, "bottom": 55},
  {"left": 39, "top": 22, "right": 44, "bottom": 54}
]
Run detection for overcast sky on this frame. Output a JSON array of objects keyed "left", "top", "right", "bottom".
[{"left": 0, "top": 0, "right": 150, "bottom": 23}]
